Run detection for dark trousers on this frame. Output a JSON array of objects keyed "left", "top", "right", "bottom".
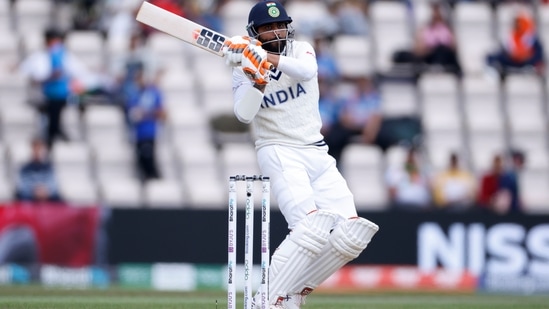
[
  {"left": 135, "top": 138, "right": 160, "bottom": 181},
  {"left": 44, "top": 98, "right": 68, "bottom": 149}
]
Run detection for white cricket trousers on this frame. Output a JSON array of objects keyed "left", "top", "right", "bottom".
[{"left": 256, "top": 144, "right": 358, "bottom": 230}]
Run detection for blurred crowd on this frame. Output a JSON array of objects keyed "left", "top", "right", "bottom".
[{"left": 1, "top": 0, "right": 547, "bottom": 215}]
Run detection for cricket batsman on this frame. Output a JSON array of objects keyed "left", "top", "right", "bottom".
[{"left": 223, "top": 1, "right": 379, "bottom": 308}]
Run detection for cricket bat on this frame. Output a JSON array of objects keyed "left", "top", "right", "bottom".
[
  {"left": 136, "top": 1, "right": 227, "bottom": 57},
  {"left": 136, "top": 1, "right": 265, "bottom": 123}
]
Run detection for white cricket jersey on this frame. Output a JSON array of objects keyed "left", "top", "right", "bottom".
[{"left": 232, "top": 40, "right": 324, "bottom": 149}]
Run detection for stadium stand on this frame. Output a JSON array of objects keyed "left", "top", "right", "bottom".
[{"left": 0, "top": 0, "right": 547, "bottom": 213}]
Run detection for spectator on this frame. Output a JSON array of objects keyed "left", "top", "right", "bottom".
[
  {"left": 318, "top": 80, "right": 343, "bottom": 136},
  {"left": 497, "top": 149, "right": 525, "bottom": 214},
  {"left": 413, "top": 2, "right": 462, "bottom": 76},
  {"left": 111, "top": 32, "right": 158, "bottom": 109},
  {"left": 385, "top": 147, "right": 432, "bottom": 210},
  {"left": 18, "top": 27, "right": 100, "bottom": 149},
  {"left": 431, "top": 152, "right": 477, "bottom": 210},
  {"left": 15, "top": 138, "right": 62, "bottom": 203},
  {"left": 314, "top": 35, "right": 340, "bottom": 84},
  {"left": 477, "top": 153, "right": 505, "bottom": 212},
  {"left": 486, "top": 10, "right": 545, "bottom": 79},
  {"left": 125, "top": 67, "right": 166, "bottom": 181},
  {"left": 324, "top": 75, "right": 382, "bottom": 168},
  {"left": 331, "top": 0, "right": 369, "bottom": 36}
]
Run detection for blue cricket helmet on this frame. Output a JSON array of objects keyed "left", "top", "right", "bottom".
[{"left": 246, "top": 0, "right": 293, "bottom": 37}]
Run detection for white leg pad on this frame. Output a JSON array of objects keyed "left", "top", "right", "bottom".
[
  {"left": 268, "top": 210, "right": 337, "bottom": 305},
  {"left": 290, "top": 217, "right": 379, "bottom": 294}
]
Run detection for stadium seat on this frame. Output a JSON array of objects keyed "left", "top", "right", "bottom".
[
  {"left": 219, "top": 142, "right": 260, "bottom": 178},
  {"left": 0, "top": 74, "right": 29, "bottom": 108},
  {"left": 332, "top": 35, "right": 372, "bottom": 77},
  {"left": 92, "top": 142, "right": 137, "bottom": 182},
  {"left": 83, "top": 104, "right": 128, "bottom": 148},
  {"left": 51, "top": 141, "right": 93, "bottom": 181},
  {"left": 453, "top": 1, "right": 497, "bottom": 75},
  {"left": 182, "top": 165, "right": 226, "bottom": 209},
  {"left": 503, "top": 74, "right": 546, "bottom": 141},
  {"left": 520, "top": 168, "right": 549, "bottom": 214},
  {"left": 0, "top": 174, "right": 12, "bottom": 202},
  {"left": 65, "top": 30, "right": 106, "bottom": 72},
  {"left": 5, "top": 141, "right": 32, "bottom": 181},
  {"left": 61, "top": 105, "right": 84, "bottom": 141},
  {"left": 341, "top": 144, "right": 388, "bottom": 210},
  {"left": 0, "top": 30, "right": 19, "bottom": 73},
  {"left": 0, "top": 105, "right": 40, "bottom": 145},
  {"left": 369, "top": 0, "right": 413, "bottom": 73},
  {"left": 58, "top": 175, "right": 99, "bottom": 206},
  {"left": 99, "top": 177, "right": 143, "bottom": 208},
  {"left": 13, "top": 0, "right": 53, "bottom": 34},
  {"left": 147, "top": 32, "right": 188, "bottom": 69},
  {"left": 379, "top": 81, "right": 419, "bottom": 117},
  {"left": 285, "top": 0, "right": 334, "bottom": 37},
  {"left": 144, "top": 179, "right": 185, "bottom": 208},
  {"left": 218, "top": 0, "right": 255, "bottom": 37}
]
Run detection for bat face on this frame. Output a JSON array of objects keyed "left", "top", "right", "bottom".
[
  {"left": 136, "top": 1, "right": 227, "bottom": 57},
  {"left": 193, "top": 28, "right": 226, "bottom": 54}
]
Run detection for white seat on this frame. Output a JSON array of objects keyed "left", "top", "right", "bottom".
[
  {"left": 379, "top": 81, "right": 418, "bottom": 117},
  {"left": 0, "top": 31, "right": 19, "bottom": 73},
  {"left": 332, "top": 35, "right": 372, "bottom": 77},
  {"left": 503, "top": 74, "right": 546, "bottom": 135},
  {"left": 384, "top": 145, "right": 409, "bottom": 170},
  {"left": 453, "top": 1, "right": 497, "bottom": 74},
  {"left": 175, "top": 141, "right": 218, "bottom": 168},
  {"left": 463, "top": 76, "right": 504, "bottom": 135},
  {"left": 65, "top": 30, "right": 105, "bottom": 71},
  {"left": 520, "top": 169, "right": 549, "bottom": 214},
  {"left": 13, "top": 0, "right": 53, "bottom": 34},
  {"left": 0, "top": 74, "right": 29, "bottom": 108},
  {"left": 0, "top": 105, "right": 40, "bottom": 144},
  {"left": 468, "top": 133, "right": 507, "bottom": 173},
  {"left": 369, "top": 1, "right": 413, "bottom": 73},
  {"left": 195, "top": 66, "right": 234, "bottom": 117},
  {"left": 61, "top": 104, "right": 83, "bottom": 141},
  {"left": 144, "top": 179, "right": 185, "bottom": 208},
  {"left": 182, "top": 165, "right": 225, "bottom": 209},
  {"left": 0, "top": 174, "right": 13, "bottom": 202},
  {"left": 219, "top": 0, "right": 255, "bottom": 37},
  {"left": 99, "top": 177, "right": 142, "bottom": 208},
  {"left": 83, "top": 105, "right": 128, "bottom": 146},
  {"left": 147, "top": 32, "right": 188, "bottom": 69},
  {"left": 6, "top": 141, "right": 32, "bottom": 180},
  {"left": 285, "top": 0, "right": 335, "bottom": 37},
  {"left": 58, "top": 175, "right": 99, "bottom": 206},
  {"left": 51, "top": 141, "right": 93, "bottom": 181},
  {"left": 157, "top": 68, "right": 197, "bottom": 105},
  {"left": 92, "top": 142, "right": 136, "bottom": 181},
  {"left": 340, "top": 144, "right": 387, "bottom": 210},
  {"left": 219, "top": 142, "right": 259, "bottom": 177}
]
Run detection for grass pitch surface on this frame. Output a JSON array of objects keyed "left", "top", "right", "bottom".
[{"left": 0, "top": 286, "right": 547, "bottom": 309}]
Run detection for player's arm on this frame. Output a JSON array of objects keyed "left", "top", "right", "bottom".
[
  {"left": 232, "top": 69, "right": 264, "bottom": 124},
  {"left": 267, "top": 42, "right": 318, "bottom": 81}
]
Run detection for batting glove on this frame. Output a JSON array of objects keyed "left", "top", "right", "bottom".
[
  {"left": 223, "top": 35, "right": 251, "bottom": 67},
  {"left": 242, "top": 43, "right": 272, "bottom": 85}
]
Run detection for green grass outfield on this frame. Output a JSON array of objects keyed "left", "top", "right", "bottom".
[{"left": 0, "top": 286, "right": 548, "bottom": 309}]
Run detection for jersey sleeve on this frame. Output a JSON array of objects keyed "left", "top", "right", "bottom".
[{"left": 277, "top": 41, "right": 318, "bottom": 81}]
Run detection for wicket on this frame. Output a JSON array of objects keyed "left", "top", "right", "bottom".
[{"left": 228, "top": 175, "right": 270, "bottom": 309}]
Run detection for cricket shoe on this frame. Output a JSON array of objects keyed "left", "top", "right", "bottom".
[{"left": 274, "top": 291, "right": 309, "bottom": 309}]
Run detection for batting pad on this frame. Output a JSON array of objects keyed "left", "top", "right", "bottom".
[
  {"left": 268, "top": 210, "right": 337, "bottom": 304},
  {"left": 290, "top": 217, "right": 379, "bottom": 294},
  {"left": 234, "top": 86, "right": 263, "bottom": 123}
]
